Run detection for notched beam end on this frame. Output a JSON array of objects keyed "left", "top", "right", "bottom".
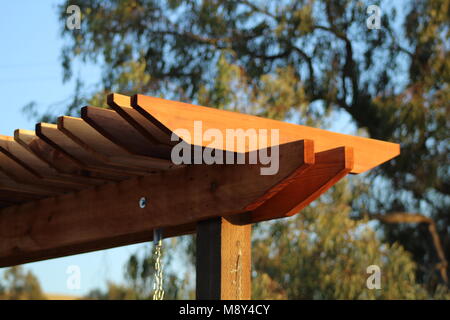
[
  {"left": 243, "top": 139, "right": 315, "bottom": 212},
  {"left": 131, "top": 94, "right": 174, "bottom": 136},
  {"left": 244, "top": 145, "right": 354, "bottom": 224},
  {"left": 107, "top": 92, "right": 131, "bottom": 109}
]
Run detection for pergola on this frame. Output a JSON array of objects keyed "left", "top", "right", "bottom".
[{"left": 0, "top": 93, "right": 399, "bottom": 299}]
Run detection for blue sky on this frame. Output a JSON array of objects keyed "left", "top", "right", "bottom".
[{"left": 0, "top": 0, "right": 149, "bottom": 296}]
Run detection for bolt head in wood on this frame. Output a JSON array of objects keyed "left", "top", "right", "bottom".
[{"left": 139, "top": 197, "right": 147, "bottom": 208}]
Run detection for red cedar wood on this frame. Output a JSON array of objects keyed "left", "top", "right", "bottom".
[
  {"left": 0, "top": 139, "right": 84, "bottom": 193},
  {"left": 81, "top": 106, "right": 172, "bottom": 159},
  {"left": 36, "top": 122, "right": 134, "bottom": 181},
  {"left": 245, "top": 146, "right": 354, "bottom": 223},
  {"left": 57, "top": 116, "right": 175, "bottom": 172},
  {"left": 107, "top": 93, "right": 175, "bottom": 146},
  {"left": 196, "top": 217, "right": 251, "bottom": 300},
  {"left": 0, "top": 140, "right": 311, "bottom": 267},
  {"left": 0, "top": 171, "right": 62, "bottom": 198},
  {"left": 131, "top": 93, "right": 399, "bottom": 174},
  {"left": 14, "top": 129, "right": 107, "bottom": 187}
]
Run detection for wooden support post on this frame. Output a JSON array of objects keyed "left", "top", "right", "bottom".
[{"left": 196, "top": 217, "right": 251, "bottom": 300}]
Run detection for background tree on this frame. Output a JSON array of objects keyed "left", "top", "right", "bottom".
[
  {"left": 83, "top": 282, "right": 140, "bottom": 300},
  {"left": 22, "top": 0, "right": 447, "bottom": 298},
  {"left": 0, "top": 266, "right": 46, "bottom": 300},
  {"left": 253, "top": 180, "right": 449, "bottom": 299}
]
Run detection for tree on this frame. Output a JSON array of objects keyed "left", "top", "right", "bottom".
[
  {"left": 25, "top": 0, "right": 447, "bottom": 296},
  {"left": 252, "top": 180, "right": 449, "bottom": 299},
  {"left": 83, "top": 282, "right": 140, "bottom": 300},
  {"left": 0, "top": 266, "right": 46, "bottom": 300}
]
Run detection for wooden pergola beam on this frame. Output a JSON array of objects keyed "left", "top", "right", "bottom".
[
  {"left": 35, "top": 123, "right": 133, "bottom": 181},
  {"left": 245, "top": 146, "right": 354, "bottom": 223},
  {"left": 196, "top": 217, "right": 251, "bottom": 300},
  {"left": 57, "top": 116, "right": 173, "bottom": 172},
  {"left": 81, "top": 106, "right": 172, "bottom": 159},
  {"left": 0, "top": 92, "right": 400, "bottom": 301},
  {"left": 130, "top": 93, "right": 399, "bottom": 174},
  {"left": 107, "top": 93, "right": 174, "bottom": 146},
  {"left": 0, "top": 140, "right": 311, "bottom": 267},
  {"left": 14, "top": 129, "right": 107, "bottom": 186}
]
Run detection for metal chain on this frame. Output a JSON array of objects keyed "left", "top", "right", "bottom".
[{"left": 153, "top": 236, "right": 164, "bottom": 300}]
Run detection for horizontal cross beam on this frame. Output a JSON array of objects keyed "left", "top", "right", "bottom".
[{"left": 0, "top": 140, "right": 327, "bottom": 267}]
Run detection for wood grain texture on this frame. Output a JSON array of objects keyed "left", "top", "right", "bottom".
[
  {"left": 107, "top": 93, "right": 174, "bottom": 145},
  {"left": 0, "top": 170, "right": 61, "bottom": 198},
  {"left": 0, "top": 190, "right": 42, "bottom": 204},
  {"left": 0, "top": 142, "right": 80, "bottom": 194},
  {"left": 0, "top": 140, "right": 308, "bottom": 266},
  {"left": 132, "top": 93, "right": 399, "bottom": 174},
  {"left": 0, "top": 222, "right": 196, "bottom": 267},
  {"left": 14, "top": 129, "right": 107, "bottom": 186},
  {"left": 196, "top": 217, "right": 251, "bottom": 300},
  {"left": 81, "top": 106, "right": 172, "bottom": 158},
  {"left": 246, "top": 146, "right": 354, "bottom": 223},
  {"left": 36, "top": 122, "right": 131, "bottom": 181},
  {"left": 58, "top": 116, "right": 175, "bottom": 172},
  {"left": 220, "top": 217, "right": 251, "bottom": 300},
  {"left": 0, "top": 170, "right": 65, "bottom": 209},
  {"left": 243, "top": 139, "right": 314, "bottom": 211},
  {"left": 0, "top": 149, "right": 40, "bottom": 183},
  {"left": 0, "top": 135, "right": 90, "bottom": 191}
]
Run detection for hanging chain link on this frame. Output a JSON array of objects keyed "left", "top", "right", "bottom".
[{"left": 152, "top": 233, "right": 164, "bottom": 300}]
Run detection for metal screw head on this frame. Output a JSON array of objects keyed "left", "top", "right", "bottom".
[{"left": 139, "top": 197, "right": 147, "bottom": 208}]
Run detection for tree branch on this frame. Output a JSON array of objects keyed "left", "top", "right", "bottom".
[
  {"left": 313, "top": 25, "right": 359, "bottom": 106},
  {"left": 238, "top": 0, "right": 277, "bottom": 20},
  {"left": 291, "top": 45, "right": 316, "bottom": 97},
  {"left": 368, "top": 212, "right": 448, "bottom": 284},
  {"left": 386, "top": 28, "right": 414, "bottom": 58}
]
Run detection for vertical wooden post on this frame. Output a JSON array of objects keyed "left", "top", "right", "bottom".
[{"left": 196, "top": 216, "right": 251, "bottom": 300}]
